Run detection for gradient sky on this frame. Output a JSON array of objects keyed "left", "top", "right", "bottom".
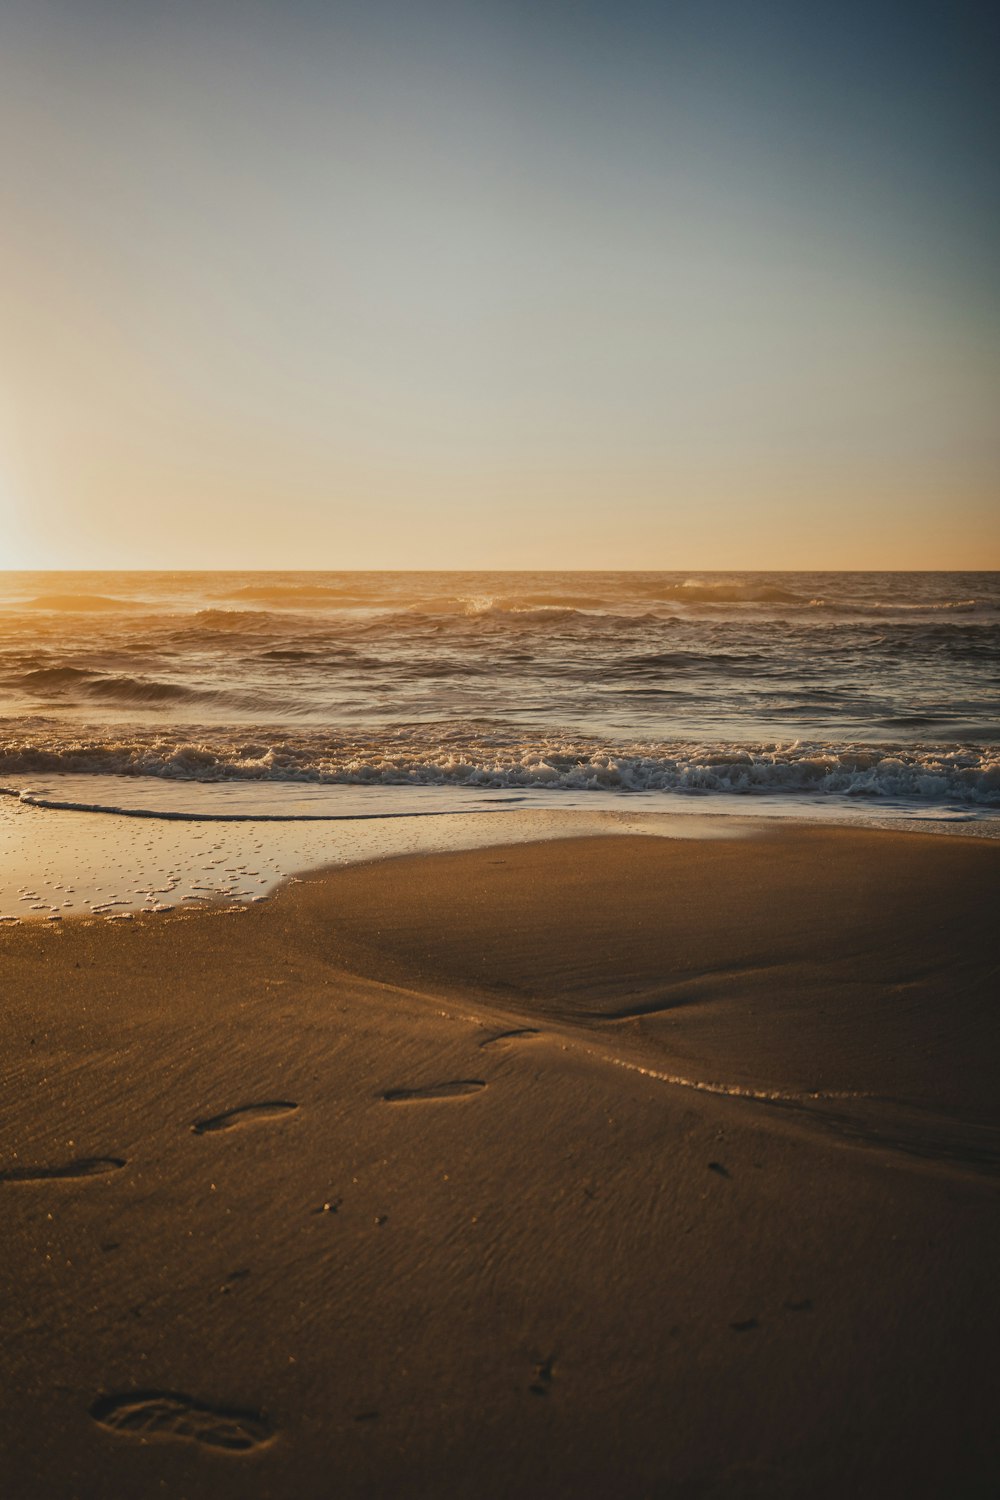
[{"left": 0, "top": 0, "right": 997, "bottom": 569}]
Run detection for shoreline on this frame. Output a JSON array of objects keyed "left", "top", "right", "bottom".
[
  {"left": 2, "top": 824, "right": 998, "bottom": 1496},
  {"left": 2, "top": 784, "right": 998, "bottom": 927}
]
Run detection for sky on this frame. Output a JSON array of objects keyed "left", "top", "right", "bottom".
[{"left": 0, "top": 0, "right": 997, "bottom": 570}]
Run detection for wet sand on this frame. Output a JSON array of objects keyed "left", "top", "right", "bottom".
[{"left": 1, "top": 825, "right": 998, "bottom": 1497}]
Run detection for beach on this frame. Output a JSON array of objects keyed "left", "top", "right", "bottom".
[
  {"left": 2, "top": 822, "right": 998, "bottom": 1498},
  {"left": 3, "top": 0, "right": 998, "bottom": 1479}
]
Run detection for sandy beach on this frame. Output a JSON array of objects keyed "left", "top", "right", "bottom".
[
  {"left": 4, "top": 0, "right": 998, "bottom": 1482},
  {"left": 2, "top": 823, "right": 998, "bottom": 1498}
]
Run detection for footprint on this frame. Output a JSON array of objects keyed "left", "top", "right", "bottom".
[
  {"left": 382, "top": 1081, "right": 486, "bottom": 1103},
  {"left": 529, "top": 1356, "right": 555, "bottom": 1396},
  {"left": 191, "top": 1102, "right": 298, "bottom": 1135},
  {"left": 479, "top": 1029, "right": 540, "bottom": 1049},
  {"left": 90, "top": 1390, "right": 273, "bottom": 1451},
  {"left": 0, "top": 1157, "right": 125, "bottom": 1183}
]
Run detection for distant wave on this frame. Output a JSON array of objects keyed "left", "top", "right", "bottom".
[
  {"left": 368, "top": 603, "right": 675, "bottom": 631},
  {"left": 84, "top": 676, "right": 200, "bottom": 705},
  {"left": 189, "top": 608, "right": 281, "bottom": 628},
  {"left": 5, "top": 666, "right": 298, "bottom": 712},
  {"left": 13, "top": 666, "right": 95, "bottom": 688},
  {"left": 258, "top": 648, "right": 323, "bottom": 661},
  {"left": 219, "top": 584, "right": 373, "bottom": 606},
  {"left": 660, "top": 581, "right": 806, "bottom": 605},
  {"left": 405, "top": 593, "right": 613, "bottom": 616},
  {"left": 869, "top": 599, "right": 984, "bottom": 612},
  {"left": 20, "top": 593, "right": 138, "bottom": 612},
  {"left": 5, "top": 585, "right": 995, "bottom": 630},
  {"left": 5, "top": 668, "right": 207, "bottom": 706},
  {"left": 1, "top": 731, "right": 996, "bottom": 806},
  {"left": 643, "top": 584, "right": 995, "bottom": 615},
  {"left": 221, "top": 586, "right": 619, "bottom": 615},
  {"left": 808, "top": 598, "right": 990, "bottom": 617},
  {"left": 364, "top": 591, "right": 994, "bottom": 623}
]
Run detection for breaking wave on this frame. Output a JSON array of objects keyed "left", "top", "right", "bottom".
[{"left": 1, "top": 730, "right": 997, "bottom": 807}]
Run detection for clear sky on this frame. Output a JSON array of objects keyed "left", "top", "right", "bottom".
[{"left": 0, "top": 0, "right": 997, "bottom": 570}]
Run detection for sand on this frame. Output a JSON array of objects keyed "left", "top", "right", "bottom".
[{"left": 1, "top": 824, "right": 998, "bottom": 1497}]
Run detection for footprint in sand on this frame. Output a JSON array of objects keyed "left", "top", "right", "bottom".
[
  {"left": 529, "top": 1356, "right": 556, "bottom": 1396},
  {"left": 191, "top": 1101, "right": 298, "bottom": 1135},
  {"left": 479, "top": 1028, "right": 540, "bottom": 1049},
  {"left": 0, "top": 1156, "right": 125, "bottom": 1183},
  {"left": 90, "top": 1390, "right": 273, "bottom": 1451},
  {"left": 382, "top": 1081, "right": 486, "bottom": 1103}
]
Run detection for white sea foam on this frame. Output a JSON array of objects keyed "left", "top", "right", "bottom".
[{"left": 0, "top": 735, "right": 997, "bottom": 809}]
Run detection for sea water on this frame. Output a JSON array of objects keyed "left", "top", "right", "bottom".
[{"left": 1, "top": 570, "right": 996, "bottom": 915}]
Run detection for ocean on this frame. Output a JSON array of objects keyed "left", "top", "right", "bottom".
[{"left": 0, "top": 570, "right": 997, "bottom": 819}]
